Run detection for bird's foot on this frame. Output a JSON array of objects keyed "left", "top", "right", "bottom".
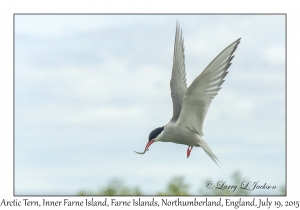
[{"left": 187, "top": 146, "right": 193, "bottom": 158}]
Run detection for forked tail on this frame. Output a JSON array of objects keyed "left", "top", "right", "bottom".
[{"left": 198, "top": 137, "right": 226, "bottom": 175}]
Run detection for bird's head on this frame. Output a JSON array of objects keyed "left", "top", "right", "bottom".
[
  {"left": 148, "top": 126, "right": 164, "bottom": 142},
  {"left": 134, "top": 126, "right": 164, "bottom": 155}
]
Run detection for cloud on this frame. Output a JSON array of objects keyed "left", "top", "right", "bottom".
[
  {"left": 262, "top": 45, "right": 285, "bottom": 68},
  {"left": 15, "top": 15, "right": 285, "bottom": 195}
]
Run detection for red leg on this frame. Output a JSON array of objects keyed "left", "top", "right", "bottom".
[{"left": 187, "top": 146, "right": 193, "bottom": 158}]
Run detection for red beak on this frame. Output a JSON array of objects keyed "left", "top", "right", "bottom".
[
  {"left": 134, "top": 139, "right": 155, "bottom": 155},
  {"left": 145, "top": 139, "right": 155, "bottom": 150}
]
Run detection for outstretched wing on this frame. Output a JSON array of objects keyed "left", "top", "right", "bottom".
[
  {"left": 169, "top": 23, "right": 188, "bottom": 123},
  {"left": 175, "top": 38, "right": 241, "bottom": 136}
]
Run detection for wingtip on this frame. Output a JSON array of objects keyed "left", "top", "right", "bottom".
[
  {"left": 176, "top": 20, "right": 182, "bottom": 32},
  {"left": 231, "top": 38, "right": 241, "bottom": 46}
]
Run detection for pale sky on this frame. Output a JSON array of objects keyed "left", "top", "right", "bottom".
[{"left": 14, "top": 14, "right": 285, "bottom": 195}]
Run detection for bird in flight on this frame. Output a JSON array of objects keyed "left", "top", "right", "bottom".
[{"left": 134, "top": 23, "right": 240, "bottom": 168}]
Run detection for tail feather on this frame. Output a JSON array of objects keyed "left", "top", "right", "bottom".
[{"left": 199, "top": 137, "right": 225, "bottom": 175}]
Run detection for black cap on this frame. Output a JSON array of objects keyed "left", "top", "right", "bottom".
[{"left": 148, "top": 127, "right": 164, "bottom": 141}]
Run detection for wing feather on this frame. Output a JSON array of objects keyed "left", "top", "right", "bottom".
[
  {"left": 175, "top": 38, "right": 241, "bottom": 136},
  {"left": 169, "top": 23, "right": 188, "bottom": 123}
]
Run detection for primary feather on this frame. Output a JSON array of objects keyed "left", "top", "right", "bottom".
[
  {"left": 175, "top": 38, "right": 241, "bottom": 136},
  {"left": 170, "top": 22, "right": 188, "bottom": 123}
]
